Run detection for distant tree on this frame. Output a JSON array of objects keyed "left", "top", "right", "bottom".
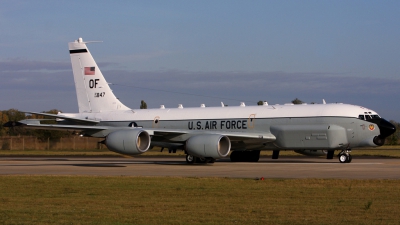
[
  {"left": 2, "top": 109, "right": 27, "bottom": 136},
  {"left": 140, "top": 100, "right": 147, "bottom": 109},
  {"left": 1, "top": 109, "right": 71, "bottom": 140},
  {"left": 291, "top": 98, "right": 304, "bottom": 104},
  {"left": 257, "top": 101, "right": 264, "bottom": 106},
  {"left": 3, "top": 108, "right": 25, "bottom": 121},
  {"left": 386, "top": 120, "right": 400, "bottom": 145},
  {"left": 0, "top": 111, "right": 9, "bottom": 136}
]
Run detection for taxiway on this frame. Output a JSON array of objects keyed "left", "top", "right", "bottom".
[{"left": 1, "top": 156, "right": 399, "bottom": 179}]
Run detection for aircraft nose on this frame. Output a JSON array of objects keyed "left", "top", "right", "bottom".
[
  {"left": 372, "top": 118, "right": 396, "bottom": 146},
  {"left": 377, "top": 118, "right": 396, "bottom": 138}
]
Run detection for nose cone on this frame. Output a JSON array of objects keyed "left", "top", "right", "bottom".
[
  {"left": 377, "top": 118, "right": 396, "bottom": 138},
  {"left": 371, "top": 118, "right": 396, "bottom": 146}
]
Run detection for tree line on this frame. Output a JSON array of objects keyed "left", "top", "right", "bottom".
[{"left": 0, "top": 109, "right": 71, "bottom": 141}]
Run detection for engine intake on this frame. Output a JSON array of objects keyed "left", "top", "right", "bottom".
[
  {"left": 106, "top": 129, "right": 151, "bottom": 155},
  {"left": 186, "top": 134, "right": 231, "bottom": 159}
]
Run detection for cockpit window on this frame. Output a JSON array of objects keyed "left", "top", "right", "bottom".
[
  {"left": 371, "top": 115, "right": 380, "bottom": 119},
  {"left": 359, "top": 114, "right": 380, "bottom": 120}
]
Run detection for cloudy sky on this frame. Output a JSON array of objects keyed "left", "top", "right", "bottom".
[{"left": 1, "top": 0, "right": 399, "bottom": 120}]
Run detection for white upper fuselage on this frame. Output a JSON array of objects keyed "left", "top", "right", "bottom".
[{"left": 61, "top": 103, "right": 377, "bottom": 123}]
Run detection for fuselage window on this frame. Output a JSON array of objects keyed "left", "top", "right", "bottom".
[{"left": 358, "top": 115, "right": 365, "bottom": 120}]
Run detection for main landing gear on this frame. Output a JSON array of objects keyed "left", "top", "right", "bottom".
[
  {"left": 185, "top": 154, "right": 215, "bottom": 164},
  {"left": 230, "top": 150, "right": 260, "bottom": 162},
  {"left": 338, "top": 150, "right": 352, "bottom": 163}
]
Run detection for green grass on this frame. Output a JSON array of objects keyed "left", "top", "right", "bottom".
[{"left": 0, "top": 176, "right": 399, "bottom": 224}]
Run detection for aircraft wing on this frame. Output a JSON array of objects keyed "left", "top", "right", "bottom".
[
  {"left": 147, "top": 129, "right": 276, "bottom": 151},
  {"left": 9, "top": 119, "right": 275, "bottom": 143},
  {"left": 14, "top": 121, "right": 96, "bottom": 130},
  {"left": 148, "top": 129, "right": 275, "bottom": 141},
  {"left": 25, "top": 112, "right": 99, "bottom": 125},
  {"left": 7, "top": 119, "right": 105, "bottom": 131},
  {"left": 146, "top": 128, "right": 276, "bottom": 150}
]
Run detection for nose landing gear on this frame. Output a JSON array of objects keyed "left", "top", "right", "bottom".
[{"left": 338, "top": 149, "right": 352, "bottom": 163}]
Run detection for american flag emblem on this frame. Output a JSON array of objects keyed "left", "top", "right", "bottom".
[{"left": 84, "top": 67, "right": 95, "bottom": 75}]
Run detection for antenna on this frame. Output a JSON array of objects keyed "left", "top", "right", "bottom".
[{"left": 76, "top": 37, "right": 103, "bottom": 44}]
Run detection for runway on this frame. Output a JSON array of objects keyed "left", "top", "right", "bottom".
[{"left": 1, "top": 156, "right": 400, "bottom": 179}]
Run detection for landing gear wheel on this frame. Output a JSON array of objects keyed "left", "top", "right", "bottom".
[
  {"left": 230, "top": 151, "right": 260, "bottom": 162},
  {"left": 203, "top": 157, "right": 215, "bottom": 164},
  {"left": 249, "top": 150, "right": 260, "bottom": 162},
  {"left": 338, "top": 152, "right": 352, "bottom": 163},
  {"left": 186, "top": 154, "right": 196, "bottom": 164},
  {"left": 338, "top": 149, "right": 353, "bottom": 163},
  {"left": 230, "top": 151, "right": 240, "bottom": 162},
  {"left": 339, "top": 153, "right": 348, "bottom": 163},
  {"left": 197, "top": 157, "right": 207, "bottom": 164}
]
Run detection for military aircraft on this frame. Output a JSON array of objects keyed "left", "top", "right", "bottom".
[{"left": 11, "top": 37, "right": 396, "bottom": 164}]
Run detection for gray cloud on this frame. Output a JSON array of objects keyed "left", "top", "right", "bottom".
[
  {"left": 0, "top": 59, "right": 71, "bottom": 72},
  {"left": 101, "top": 70, "right": 400, "bottom": 120},
  {"left": 1, "top": 66, "right": 399, "bottom": 121},
  {"left": 105, "top": 69, "right": 400, "bottom": 96},
  {"left": 0, "top": 59, "right": 117, "bottom": 72}
]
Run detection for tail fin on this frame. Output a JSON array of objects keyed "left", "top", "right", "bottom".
[{"left": 68, "top": 37, "right": 130, "bottom": 113}]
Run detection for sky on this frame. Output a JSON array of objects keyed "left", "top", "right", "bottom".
[{"left": 0, "top": 0, "right": 399, "bottom": 121}]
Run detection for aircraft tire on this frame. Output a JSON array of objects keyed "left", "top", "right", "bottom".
[
  {"left": 348, "top": 154, "right": 352, "bottom": 163},
  {"left": 230, "top": 151, "right": 260, "bottom": 162},
  {"left": 186, "top": 154, "right": 196, "bottom": 164},
  {"left": 206, "top": 158, "right": 215, "bottom": 164},
  {"left": 249, "top": 150, "right": 260, "bottom": 162},
  {"left": 197, "top": 157, "right": 207, "bottom": 164},
  {"left": 230, "top": 151, "right": 240, "bottom": 162},
  {"left": 338, "top": 153, "right": 349, "bottom": 163}
]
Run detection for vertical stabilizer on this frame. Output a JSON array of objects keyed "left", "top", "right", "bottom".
[{"left": 69, "top": 37, "right": 130, "bottom": 113}]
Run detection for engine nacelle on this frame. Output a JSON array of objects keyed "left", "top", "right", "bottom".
[
  {"left": 294, "top": 150, "right": 328, "bottom": 156},
  {"left": 186, "top": 134, "right": 231, "bottom": 159},
  {"left": 106, "top": 129, "right": 151, "bottom": 155}
]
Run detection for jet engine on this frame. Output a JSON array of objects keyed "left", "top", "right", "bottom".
[
  {"left": 106, "top": 129, "right": 151, "bottom": 155},
  {"left": 185, "top": 134, "right": 231, "bottom": 159},
  {"left": 294, "top": 150, "right": 328, "bottom": 156}
]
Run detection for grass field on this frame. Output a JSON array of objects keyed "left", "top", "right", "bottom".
[
  {"left": 0, "top": 176, "right": 399, "bottom": 225},
  {"left": 1, "top": 147, "right": 400, "bottom": 224}
]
